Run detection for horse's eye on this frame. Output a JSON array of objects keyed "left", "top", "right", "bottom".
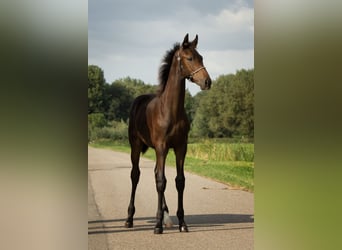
[{"left": 187, "top": 57, "right": 193, "bottom": 61}]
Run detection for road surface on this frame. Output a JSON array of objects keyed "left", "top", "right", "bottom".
[{"left": 88, "top": 147, "right": 254, "bottom": 250}]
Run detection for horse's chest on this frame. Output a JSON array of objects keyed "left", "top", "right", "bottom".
[
  {"left": 167, "top": 120, "right": 187, "bottom": 135},
  {"left": 147, "top": 110, "right": 189, "bottom": 143}
]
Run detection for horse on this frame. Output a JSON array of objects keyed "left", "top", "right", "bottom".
[{"left": 125, "top": 34, "right": 211, "bottom": 234}]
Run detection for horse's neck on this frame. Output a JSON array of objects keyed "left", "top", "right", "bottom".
[{"left": 160, "top": 60, "right": 185, "bottom": 119}]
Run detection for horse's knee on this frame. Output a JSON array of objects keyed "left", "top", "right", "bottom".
[{"left": 175, "top": 176, "right": 185, "bottom": 191}]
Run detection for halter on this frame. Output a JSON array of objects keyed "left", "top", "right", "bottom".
[{"left": 176, "top": 52, "right": 206, "bottom": 80}]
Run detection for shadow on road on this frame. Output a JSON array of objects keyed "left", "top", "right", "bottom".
[{"left": 88, "top": 214, "right": 254, "bottom": 235}]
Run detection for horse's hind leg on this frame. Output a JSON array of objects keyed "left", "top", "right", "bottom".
[
  {"left": 162, "top": 196, "right": 173, "bottom": 228},
  {"left": 125, "top": 143, "right": 141, "bottom": 228}
]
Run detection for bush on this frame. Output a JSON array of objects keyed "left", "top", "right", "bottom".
[
  {"left": 88, "top": 120, "right": 128, "bottom": 142},
  {"left": 88, "top": 113, "right": 107, "bottom": 128}
]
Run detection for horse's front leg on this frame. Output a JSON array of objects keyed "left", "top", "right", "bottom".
[
  {"left": 154, "top": 145, "right": 168, "bottom": 234},
  {"left": 174, "top": 145, "right": 189, "bottom": 232}
]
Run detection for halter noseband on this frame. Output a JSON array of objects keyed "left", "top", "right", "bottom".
[
  {"left": 188, "top": 66, "right": 206, "bottom": 80},
  {"left": 177, "top": 52, "right": 206, "bottom": 80}
]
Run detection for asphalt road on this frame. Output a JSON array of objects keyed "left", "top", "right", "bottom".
[{"left": 88, "top": 146, "right": 254, "bottom": 250}]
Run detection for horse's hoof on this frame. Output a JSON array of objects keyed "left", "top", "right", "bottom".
[
  {"left": 125, "top": 221, "right": 133, "bottom": 228},
  {"left": 154, "top": 227, "right": 163, "bottom": 234},
  {"left": 179, "top": 225, "right": 189, "bottom": 232}
]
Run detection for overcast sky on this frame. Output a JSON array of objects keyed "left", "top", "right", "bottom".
[{"left": 88, "top": 0, "right": 254, "bottom": 95}]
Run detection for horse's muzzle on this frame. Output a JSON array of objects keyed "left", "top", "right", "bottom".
[{"left": 200, "top": 77, "right": 211, "bottom": 90}]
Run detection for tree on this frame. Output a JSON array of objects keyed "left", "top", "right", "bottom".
[
  {"left": 112, "top": 77, "right": 157, "bottom": 98},
  {"left": 184, "top": 89, "right": 195, "bottom": 124},
  {"left": 225, "top": 69, "right": 254, "bottom": 137},
  {"left": 105, "top": 83, "right": 133, "bottom": 122},
  {"left": 105, "top": 77, "right": 157, "bottom": 122},
  {"left": 190, "top": 90, "right": 211, "bottom": 137},
  {"left": 88, "top": 65, "right": 107, "bottom": 114},
  {"left": 191, "top": 69, "right": 254, "bottom": 138}
]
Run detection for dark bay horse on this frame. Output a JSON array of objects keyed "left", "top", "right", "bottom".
[{"left": 125, "top": 34, "right": 211, "bottom": 234}]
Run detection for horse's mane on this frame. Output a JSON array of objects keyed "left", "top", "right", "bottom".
[{"left": 157, "top": 43, "right": 180, "bottom": 96}]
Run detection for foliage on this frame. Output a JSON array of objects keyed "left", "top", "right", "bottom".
[
  {"left": 88, "top": 120, "right": 128, "bottom": 142},
  {"left": 191, "top": 69, "right": 254, "bottom": 138},
  {"left": 184, "top": 90, "right": 196, "bottom": 124},
  {"left": 105, "top": 83, "right": 133, "bottom": 121},
  {"left": 105, "top": 77, "right": 157, "bottom": 121},
  {"left": 88, "top": 65, "right": 107, "bottom": 114},
  {"left": 88, "top": 113, "right": 107, "bottom": 128}
]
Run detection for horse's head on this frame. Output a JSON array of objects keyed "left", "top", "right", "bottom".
[{"left": 177, "top": 34, "right": 212, "bottom": 90}]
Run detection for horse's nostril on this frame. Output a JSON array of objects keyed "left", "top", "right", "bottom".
[{"left": 206, "top": 78, "right": 212, "bottom": 88}]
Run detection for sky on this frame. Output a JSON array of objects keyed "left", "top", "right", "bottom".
[{"left": 88, "top": 0, "right": 254, "bottom": 95}]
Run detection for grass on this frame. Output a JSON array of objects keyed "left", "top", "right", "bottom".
[{"left": 90, "top": 139, "right": 254, "bottom": 192}]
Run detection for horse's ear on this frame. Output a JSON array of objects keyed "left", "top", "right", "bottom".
[
  {"left": 182, "top": 33, "right": 189, "bottom": 48},
  {"left": 191, "top": 34, "right": 198, "bottom": 48}
]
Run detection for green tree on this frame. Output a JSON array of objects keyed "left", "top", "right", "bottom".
[
  {"left": 222, "top": 69, "right": 254, "bottom": 138},
  {"left": 105, "top": 83, "right": 133, "bottom": 122},
  {"left": 105, "top": 77, "right": 157, "bottom": 122},
  {"left": 184, "top": 89, "right": 195, "bottom": 124},
  {"left": 191, "top": 69, "right": 254, "bottom": 138},
  {"left": 88, "top": 65, "right": 107, "bottom": 114},
  {"left": 112, "top": 77, "right": 157, "bottom": 98}
]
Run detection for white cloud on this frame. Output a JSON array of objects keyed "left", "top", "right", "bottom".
[
  {"left": 213, "top": 7, "right": 254, "bottom": 32},
  {"left": 204, "top": 49, "right": 254, "bottom": 78}
]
